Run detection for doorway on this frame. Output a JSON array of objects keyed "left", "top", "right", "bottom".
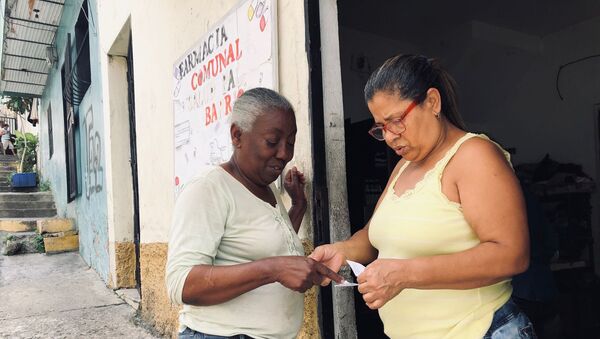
[
  {"left": 105, "top": 20, "right": 141, "bottom": 292},
  {"left": 126, "top": 33, "right": 141, "bottom": 293},
  {"left": 336, "top": 1, "right": 600, "bottom": 337}
]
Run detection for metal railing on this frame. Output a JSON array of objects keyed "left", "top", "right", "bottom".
[{"left": 0, "top": 116, "right": 17, "bottom": 132}]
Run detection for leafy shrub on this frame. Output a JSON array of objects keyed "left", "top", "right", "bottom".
[
  {"left": 34, "top": 234, "right": 45, "bottom": 253},
  {"left": 13, "top": 131, "right": 38, "bottom": 173},
  {"left": 38, "top": 179, "right": 51, "bottom": 191}
]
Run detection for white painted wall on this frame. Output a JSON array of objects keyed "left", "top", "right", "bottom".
[
  {"left": 95, "top": 0, "right": 134, "bottom": 286},
  {"left": 124, "top": 0, "right": 312, "bottom": 244}
]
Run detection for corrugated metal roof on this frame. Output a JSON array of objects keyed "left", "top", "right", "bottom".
[{"left": 0, "top": 0, "right": 65, "bottom": 97}]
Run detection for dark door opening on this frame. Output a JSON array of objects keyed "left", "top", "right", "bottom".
[
  {"left": 126, "top": 34, "right": 141, "bottom": 294},
  {"left": 344, "top": 118, "right": 397, "bottom": 338},
  {"left": 338, "top": 1, "right": 600, "bottom": 338}
]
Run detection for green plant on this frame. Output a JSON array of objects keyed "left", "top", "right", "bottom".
[
  {"left": 3, "top": 96, "right": 32, "bottom": 115},
  {"left": 6, "top": 171, "right": 15, "bottom": 183},
  {"left": 38, "top": 178, "right": 51, "bottom": 191},
  {"left": 33, "top": 234, "right": 45, "bottom": 253},
  {"left": 13, "top": 131, "right": 38, "bottom": 173},
  {"left": 6, "top": 234, "right": 15, "bottom": 241}
]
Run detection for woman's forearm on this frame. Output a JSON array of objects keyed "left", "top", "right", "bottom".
[
  {"left": 182, "top": 259, "right": 276, "bottom": 306},
  {"left": 387, "top": 241, "right": 529, "bottom": 291},
  {"left": 288, "top": 199, "right": 307, "bottom": 233},
  {"left": 341, "top": 227, "right": 378, "bottom": 264}
]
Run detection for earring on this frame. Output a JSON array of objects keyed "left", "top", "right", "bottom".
[{"left": 434, "top": 112, "right": 440, "bottom": 119}]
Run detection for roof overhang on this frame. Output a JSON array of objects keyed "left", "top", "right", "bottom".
[{"left": 0, "top": 0, "right": 65, "bottom": 98}]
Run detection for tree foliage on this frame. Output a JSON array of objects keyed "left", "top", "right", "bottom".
[
  {"left": 14, "top": 131, "right": 38, "bottom": 173},
  {"left": 4, "top": 96, "right": 32, "bottom": 116}
]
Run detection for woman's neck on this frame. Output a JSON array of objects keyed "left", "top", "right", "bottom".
[
  {"left": 223, "top": 156, "right": 273, "bottom": 200},
  {"left": 414, "top": 123, "right": 463, "bottom": 168}
]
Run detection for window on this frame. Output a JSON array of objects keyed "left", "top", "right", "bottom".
[
  {"left": 61, "top": 33, "right": 78, "bottom": 202},
  {"left": 73, "top": 0, "right": 90, "bottom": 100},
  {"left": 60, "top": 1, "right": 92, "bottom": 202},
  {"left": 64, "top": 0, "right": 91, "bottom": 106},
  {"left": 47, "top": 103, "right": 53, "bottom": 158}
]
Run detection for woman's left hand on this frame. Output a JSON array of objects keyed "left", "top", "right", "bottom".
[
  {"left": 357, "top": 259, "right": 405, "bottom": 309},
  {"left": 284, "top": 166, "right": 306, "bottom": 205}
]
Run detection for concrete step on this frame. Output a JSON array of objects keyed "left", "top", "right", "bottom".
[
  {"left": 43, "top": 232, "right": 78, "bottom": 254},
  {"left": 0, "top": 209, "right": 57, "bottom": 218},
  {"left": 116, "top": 289, "right": 140, "bottom": 311},
  {"left": 0, "top": 155, "right": 19, "bottom": 161},
  {"left": 0, "top": 192, "right": 53, "bottom": 203},
  {"left": 0, "top": 218, "right": 38, "bottom": 232},
  {"left": 0, "top": 218, "right": 74, "bottom": 233},
  {"left": 37, "top": 218, "right": 74, "bottom": 234},
  {"left": 0, "top": 187, "right": 41, "bottom": 193},
  {"left": 0, "top": 167, "right": 18, "bottom": 172},
  {"left": 6, "top": 186, "right": 40, "bottom": 193},
  {"left": 0, "top": 201, "right": 55, "bottom": 210}
]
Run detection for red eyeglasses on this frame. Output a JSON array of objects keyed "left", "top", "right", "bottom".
[{"left": 368, "top": 101, "right": 418, "bottom": 141}]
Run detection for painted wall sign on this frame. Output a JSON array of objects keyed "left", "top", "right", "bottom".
[{"left": 172, "top": 0, "right": 278, "bottom": 196}]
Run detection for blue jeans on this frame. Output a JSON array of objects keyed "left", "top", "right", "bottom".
[
  {"left": 483, "top": 299, "right": 537, "bottom": 338},
  {"left": 178, "top": 327, "right": 253, "bottom": 339}
]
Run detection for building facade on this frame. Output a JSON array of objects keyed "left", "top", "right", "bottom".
[{"left": 1, "top": 0, "right": 354, "bottom": 337}]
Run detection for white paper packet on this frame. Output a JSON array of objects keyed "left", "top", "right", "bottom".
[{"left": 334, "top": 260, "right": 366, "bottom": 287}]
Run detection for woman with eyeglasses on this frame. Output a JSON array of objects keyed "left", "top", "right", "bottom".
[{"left": 311, "top": 54, "right": 535, "bottom": 338}]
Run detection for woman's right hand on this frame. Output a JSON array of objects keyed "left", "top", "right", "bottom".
[
  {"left": 272, "top": 256, "right": 343, "bottom": 293},
  {"left": 309, "top": 244, "right": 347, "bottom": 286}
]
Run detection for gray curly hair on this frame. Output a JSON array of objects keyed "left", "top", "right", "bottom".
[{"left": 231, "top": 87, "right": 294, "bottom": 132}]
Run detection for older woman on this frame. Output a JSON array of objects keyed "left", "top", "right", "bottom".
[
  {"left": 166, "top": 87, "right": 341, "bottom": 339},
  {"left": 311, "top": 55, "right": 535, "bottom": 338}
]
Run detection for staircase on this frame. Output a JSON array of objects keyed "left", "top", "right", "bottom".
[
  {"left": 0, "top": 154, "right": 18, "bottom": 193},
  {"left": 0, "top": 155, "right": 78, "bottom": 255}
]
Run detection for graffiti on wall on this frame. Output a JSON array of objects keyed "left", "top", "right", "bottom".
[{"left": 84, "top": 107, "right": 104, "bottom": 199}]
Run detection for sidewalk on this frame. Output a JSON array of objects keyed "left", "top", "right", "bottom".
[{"left": 0, "top": 248, "right": 161, "bottom": 338}]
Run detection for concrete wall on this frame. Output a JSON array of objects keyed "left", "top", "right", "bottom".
[
  {"left": 36, "top": 1, "right": 326, "bottom": 336},
  {"left": 95, "top": 0, "right": 136, "bottom": 289},
  {"left": 38, "top": 0, "right": 110, "bottom": 283},
  {"left": 123, "top": 1, "right": 316, "bottom": 337},
  {"left": 319, "top": 2, "right": 357, "bottom": 338}
]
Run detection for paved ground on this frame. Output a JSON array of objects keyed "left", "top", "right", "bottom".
[{"left": 0, "top": 248, "right": 161, "bottom": 338}]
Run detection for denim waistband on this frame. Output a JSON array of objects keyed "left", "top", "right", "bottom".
[
  {"left": 179, "top": 327, "right": 253, "bottom": 339},
  {"left": 484, "top": 298, "right": 536, "bottom": 338}
]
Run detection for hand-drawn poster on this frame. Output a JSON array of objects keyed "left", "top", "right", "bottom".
[{"left": 173, "top": 0, "right": 277, "bottom": 197}]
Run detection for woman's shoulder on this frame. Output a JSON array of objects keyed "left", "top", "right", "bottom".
[
  {"left": 178, "top": 166, "right": 228, "bottom": 195},
  {"left": 452, "top": 134, "right": 513, "bottom": 171}
]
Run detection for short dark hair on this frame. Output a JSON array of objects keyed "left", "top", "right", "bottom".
[{"left": 364, "top": 54, "right": 466, "bottom": 130}]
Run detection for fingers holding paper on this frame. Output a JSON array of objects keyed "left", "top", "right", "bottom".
[
  {"left": 273, "top": 256, "right": 343, "bottom": 293},
  {"left": 357, "top": 259, "right": 405, "bottom": 309},
  {"left": 308, "top": 244, "right": 347, "bottom": 286}
]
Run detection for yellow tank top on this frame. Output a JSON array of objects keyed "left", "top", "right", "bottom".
[{"left": 368, "top": 133, "right": 512, "bottom": 339}]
